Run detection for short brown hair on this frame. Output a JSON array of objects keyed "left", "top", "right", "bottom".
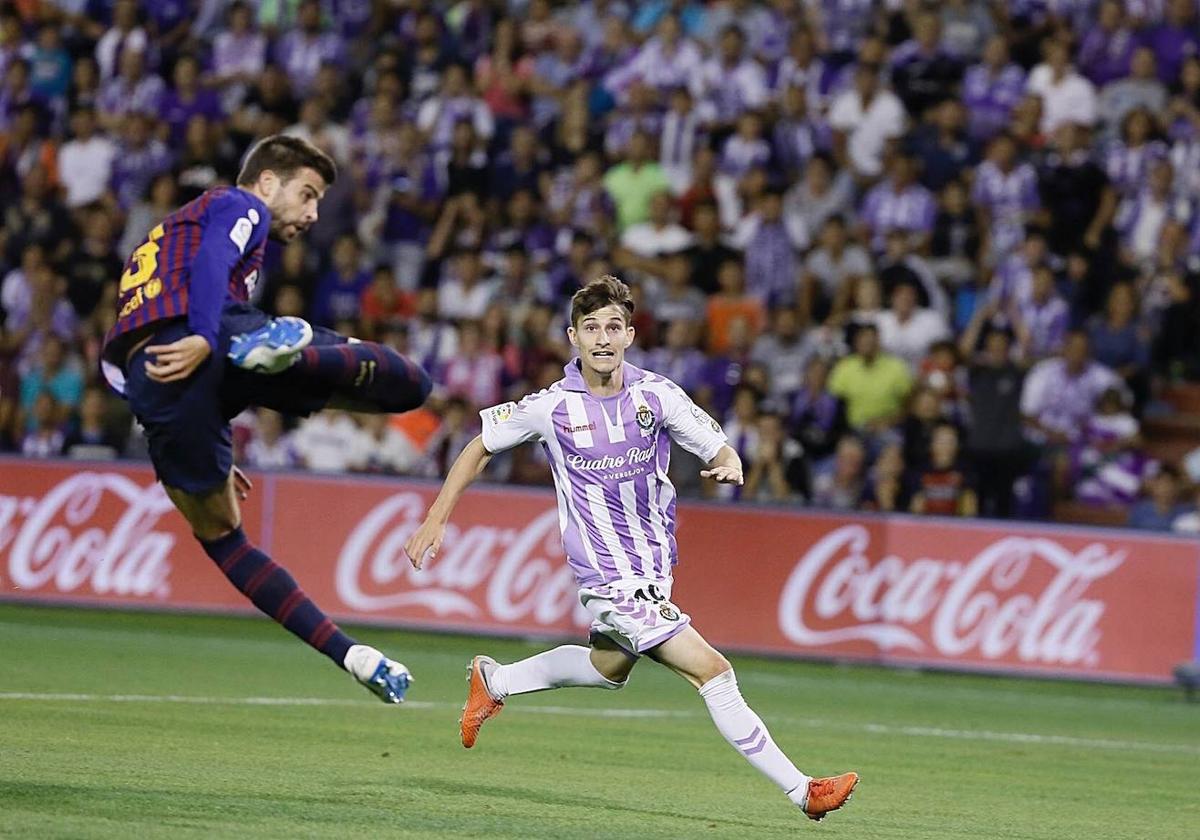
[
  {"left": 237, "top": 134, "right": 337, "bottom": 188},
  {"left": 570, "top": 275, "right": 634, "bottom": 327}
]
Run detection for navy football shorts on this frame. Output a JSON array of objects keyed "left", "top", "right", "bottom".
[{"left": 122, "top": 303, "right": 347, "bottom": 495}]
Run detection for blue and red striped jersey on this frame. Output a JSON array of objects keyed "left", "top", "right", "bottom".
[{"left": 101, "top": 186, "right": 271, "bottom": 392}]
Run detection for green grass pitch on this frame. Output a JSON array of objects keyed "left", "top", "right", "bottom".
[{"left": 1, "top": 603, "right": 1197, "bottom": 839}]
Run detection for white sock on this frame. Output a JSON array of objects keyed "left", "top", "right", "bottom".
[
  {"left": 698, "top": 670, "right": 810, "bottom": 803},
  {"left": 489, "top": 645, "right": 624, "bottom": 699}
]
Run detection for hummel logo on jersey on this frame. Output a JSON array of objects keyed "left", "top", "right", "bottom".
[{"left": 562, "top": 421, "right": 597, "bottom": 434}]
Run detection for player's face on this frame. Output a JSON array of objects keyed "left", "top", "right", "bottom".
[
  {"left": 569, "top": 304, "right": 634, "bottom": 377},
  {"left": 265, "top": 167, "right": 327, "bottom": 242}
]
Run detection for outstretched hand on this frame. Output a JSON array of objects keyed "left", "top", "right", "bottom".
[
  {"left": 404, "top": 518, "right": 446, "bottom": 570},
  {"left": 701, "top": 465, "right": 744, "bottom": 485},
  {"left": 145, "top": 335, "right": 211, "bottom": 383}
]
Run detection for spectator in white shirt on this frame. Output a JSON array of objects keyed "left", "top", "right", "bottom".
[
  {"left": 243, "top": 409, "right": 300, "bottom": 470},
  {"left": 1027, "top": 37, "right": 1098, "bottom": 135},
  {"left": 292, "top": 411, "right": 365, "bottom": 472},
  {"left": 352, "top": 413, "right": 423, "bottom": 474},
  {"left": 437, "top": 248, "right": 499, "bottom": 321},
  {"left": 877, "top": 281, "right": 952, "bottom": 369},
  {"left": 828, "top": 61, "right": 907, "bottom": 179},
  {"left": 620, "top": 190, "right": 694, "bottom": 259},
  {"left": 57, "top": 106, "right": 116, "bottom": 208}
]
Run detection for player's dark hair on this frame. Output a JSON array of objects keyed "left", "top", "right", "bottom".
[
  {"left": 570, "top": 275, "right": 635, "bottom": 328},
  {"left": 237, "top": 134, "right": 337, "bottom": 188}
]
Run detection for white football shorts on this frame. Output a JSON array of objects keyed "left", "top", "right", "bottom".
[{"left": 578, "top": 578, "right": 691, "bottom": 656}]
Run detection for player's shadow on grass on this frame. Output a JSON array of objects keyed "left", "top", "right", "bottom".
[{"left": 410, "top": 777, "right": 780, "bottom": 830}]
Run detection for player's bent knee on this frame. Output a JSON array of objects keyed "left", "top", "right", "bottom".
[
  {"left": 703, "top": 657, "right": 734, "bottom": 686},
  {"left": 416, "top": 366, "right": 433, "bottom": 402}
]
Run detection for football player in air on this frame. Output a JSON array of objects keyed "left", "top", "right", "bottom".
[{"left": 102, "top": 135, "right": 431, "bottom": 703}]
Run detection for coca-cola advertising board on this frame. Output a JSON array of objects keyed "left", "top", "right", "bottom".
[{"left": 3, "top": 460, "right": 1197, "bottom": 683}]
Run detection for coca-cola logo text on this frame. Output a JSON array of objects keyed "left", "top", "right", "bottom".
[
  {"left": 0, "top": 473, "right": 177, "bottom": 598},
  {"left": 335, "top": 492, "right": 589, "bottom": 628},
  {"left": 777, "top": 525, "right": 1125, "bottom": 666}
]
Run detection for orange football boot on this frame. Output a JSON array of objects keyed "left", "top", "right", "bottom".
[
  {"left": 803, "top": 772, "right": 859, "bottom": 821},
  {"left": 460, "top": 655, "right": 504, "bottom": 748}
]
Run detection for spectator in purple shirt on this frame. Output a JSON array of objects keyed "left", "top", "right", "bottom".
[
  {"left": 210, "top": 1, "right": 268, "bottom": 95},
  {"left": 720, "top": 111, "right": 772, "bottom": 179},
  {"left": 859, "top": 154, "right": 937, "bottom": 252},
  {"left": 96, "top": 47, "right": 164, "bottom": 133},
  {"left": 740, "top": 189, "right": 800, "bottom": 307},
  {"left": 109, "top": 111, "right": 172, "bottom": 210},
  {"left": 1142, "top": 0, "right": 1200, "bottom": 85},
  {"left": 606, "top": 13, "right": 706, "bottom": 102},
  {"left": 972, "top": 133, "right": 1040, "bottom": 262},
  {"left": 961, "top": 35, "right": 1027, "bottom": 142},
  {"left": 1013, "top": 264, "right": 1070, "bottom": 362},
  {"left": 988, "top": 225, "right": 1047, "bottom": 310},
  {"left": 645, "top": 319, "right": 707, "bottom": 393},
  {"left": 1077, "top": 0, "right": 1137, "bottom": 87},
  {"left": 311, "top": 234, "right": 372, "bottom": 327},
  {"left": 815, "top": 0, "right": 878, "bottom": 59},
  {"left": 275, "top": 0, "right": 345, "bottom": 97},
  {"left": 160, "top": 54, "right": 225, "bottom": 147}
]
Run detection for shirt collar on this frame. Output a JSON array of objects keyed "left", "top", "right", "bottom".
[{"left": 562, "top": 357, "right": 646, "bottom": 392}]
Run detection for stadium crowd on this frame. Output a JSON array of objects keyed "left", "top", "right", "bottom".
[{"left": 4, "top": 0, "right": 1200, "bottom": 530}]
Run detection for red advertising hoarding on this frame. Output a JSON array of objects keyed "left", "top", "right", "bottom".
[{"left": 2, "top": 460, "right": 1196, "bottom": 683}]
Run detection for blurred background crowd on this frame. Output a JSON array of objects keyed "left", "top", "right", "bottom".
[{"left": 5, "top": 0, "right": 1200, "bottom": 531}]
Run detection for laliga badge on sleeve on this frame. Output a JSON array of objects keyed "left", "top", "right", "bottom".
[{"left": 690, "top": 403, "right": 721, "bottom": 434}]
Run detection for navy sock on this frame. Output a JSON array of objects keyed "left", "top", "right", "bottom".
[
  {"left": 297, "top": 341, "right": 431, "bottom": 413},
  {"left": 200, "top": 528, "right": 355, "bottom": 668}
]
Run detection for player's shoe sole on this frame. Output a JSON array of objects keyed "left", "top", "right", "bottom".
[
  {"left": 228, "top": 316, "right": 313, "bottom": 373},
  {"left": 344, "top": 644, "right": 412, "bottom": 704},
  {"left": 460, "top": 655, "right": 503, "bottom": 748},
  {"left": 803, "top": 771, "right": 859, "bottom": 821}
]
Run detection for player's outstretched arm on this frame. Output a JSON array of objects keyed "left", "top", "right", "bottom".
[
  {"left": 404, "top": 435, "right": 494, "bottom": 569},
  {"left": 700, "top": 444, "right": 744, "bottom": 486}
]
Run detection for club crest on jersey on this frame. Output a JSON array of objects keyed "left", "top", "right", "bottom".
[
  {"left": 659, "top": 605, "right": 680, "bottom": 621},
  {"left": 635, "top": 404, "right": 655, "bottom": 435}
]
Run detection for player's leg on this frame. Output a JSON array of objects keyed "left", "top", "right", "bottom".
[
  {"left": 459, "top": 634, "right": 633, "bottom": 748},
  {"left": 648, "top": 626, "right": 858, "bottom": 821},
  {"left": 227, "top": 309, "right": 431, "bottom": 414},
  {"left": 124, "top": 329, "right": 411, "bottom": 702},
  {"left": 165, "top": 475, "right": 413, "bottom": 703}
]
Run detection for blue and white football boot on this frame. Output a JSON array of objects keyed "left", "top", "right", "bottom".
[
  {"left": 344, "top": 644, "right": 413, "bottom": 704},
  {"left": 227, "top": 316, "right": 313, "bottom": 374}
]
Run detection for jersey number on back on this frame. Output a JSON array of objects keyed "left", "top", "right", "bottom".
[{"left": 119, "top": 224, "right": 165, "bottom": 294}]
